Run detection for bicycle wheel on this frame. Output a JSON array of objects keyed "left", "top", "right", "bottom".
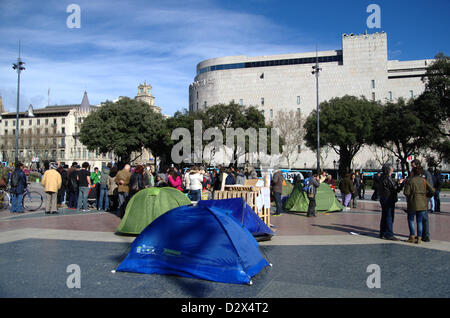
[
  {"left": 0, "top": 191, "right": 10, "bottom": 210},
  {"left": 22, "top": 191, "right": 44, "bottom": 211}
]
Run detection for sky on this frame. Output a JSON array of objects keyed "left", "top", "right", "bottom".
[{"left": 0, "top": 0, "right": 449, "bottom": 116}]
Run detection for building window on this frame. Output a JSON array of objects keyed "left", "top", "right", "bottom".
[
  {"left": 388, "top": 91, "right": 393, "bottom": 101},
  {"left": 410, "top": 90, "right": 414, "bottom": 98},
  {"left": 53, "top": 118, "right": 57, "bottom": 125},
  {"left": 270, "top": 109, "right": 273, "bottom": 118},
  {"left": 62, "top": 127, "right": 65, "bottom": 134},
  {"left": 371, "top": 80, "right": 375, "bottom": 89},
  {"left": 372, "top": 92, "right": 375, "bottom": 101},
  {"left": 4, "top": 130, "right": 7, "bottom": 135},
  {"left": 62, "top": 118, "right": 65, "bottom": 124},
  {"left": 60, "top": 150, "right": 65, "bottom": 158},
  {"left": 196, "top": 91, "right": 198, "bottom": 99},
  {"left": 37, "top": 119, "right": 40, "bottom": 125},
  {"left": 297, "top": 96, "right": 301, "bottom": 105},
  {"left": 4, "top": 121, "right": 7, "bottom": 127},
  {"left": 45, "top": 119, "right": 49, "bottom": 125},
  {"left": 261, "top": 98, "right": 264, "bottom": 106},
  {"left": 21, "top": 120, "right": 24, "bottom": 126},
  {"left": 61, "top": 138, "right": 65, "bottom": 147},
  {"left": 13, "top": 120, "right": 15, "bottom": 126},
  {"left": 29, "top": 119, "right": 32, "bottom": 125},
  {"left": 239, "top": 99, "right": 243, "bottom": 106},
  {"left": 297, "top": 108, "right": 301, "bottom": 113}
]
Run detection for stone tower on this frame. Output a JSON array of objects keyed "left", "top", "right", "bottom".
[{"left": 135, "top": 82, "right": 161, "bottom": 113}]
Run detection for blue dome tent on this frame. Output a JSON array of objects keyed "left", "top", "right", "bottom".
[
  {"left": 116, "top": 205, "right": 270, "bottom": 285},
  {"left": 197, "top": 198, "right": 274, "bottom": 241}
]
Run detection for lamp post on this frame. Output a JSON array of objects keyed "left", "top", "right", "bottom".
[
  {"left": 12, "top": 41, "right": 25, "bottom": 166},
  {"left": 312, "top": 45, "right": 322, "bottom": 175}
]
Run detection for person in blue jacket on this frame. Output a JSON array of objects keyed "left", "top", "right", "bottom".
[{"left": 10, "top": 162, "right": 27, "bottom": 213}]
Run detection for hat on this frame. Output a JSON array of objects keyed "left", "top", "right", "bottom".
[{"left": 50, "top": 162, "right": 58, "bottom": 170}]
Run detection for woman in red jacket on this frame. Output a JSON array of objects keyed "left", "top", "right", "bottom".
[{"left": 168, "top": 169, "right": 183, "bottom": 192}]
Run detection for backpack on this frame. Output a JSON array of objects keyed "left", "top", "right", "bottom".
[
  {"left": 10, "top": 171, "right": 19, "bottom": 188},
  {"left": 306, "top": 183, "right": 315, "bottom": 198}
]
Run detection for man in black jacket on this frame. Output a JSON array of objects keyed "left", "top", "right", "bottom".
[{"left": 378, "top": 164, "right": 404, "bottom": 240}]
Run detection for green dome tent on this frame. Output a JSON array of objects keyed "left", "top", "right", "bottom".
[
  {"left": 116, "top": 187, "right": 192, "bottom": 235},
  {"left": 284, "top": 183, "right": 343, "bottom": 213}
]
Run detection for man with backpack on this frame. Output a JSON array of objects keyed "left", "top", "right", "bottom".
[
  {"left": 306, "top": 174, "right": 321, "bottom": 217},
  {"left": 10, "top": 162, "right": 27, "bottom": 213}
]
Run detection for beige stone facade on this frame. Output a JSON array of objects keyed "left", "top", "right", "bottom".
[{"left": 189, "top": 32, "right": 444, "bottom": 170}]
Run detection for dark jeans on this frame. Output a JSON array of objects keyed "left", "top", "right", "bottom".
[
  {"left": 98, "top": 184, "right": 109, "bottom": 211},
  {"left": 307, "top": 196, "right": 316, "bottom": 216},
  {"left": 380, "top": 197, "right": 395, "bottom": 238},
  {"left": 10, "top": 193, "right": 24, "bottom": 212},
  {"left": 68, "top": 191, "right": 78, "bottom": 208},
  {"left": 274, "top": 191, "right": 283, "bottom": 214},
  {"left": 422, "top": 210, "right": 430, "bottom": 240},
  {"left": 407, "top": 211, "right": 425, "bottom": 237},
  {"left": 118, "top": 192, "right": 129, "bottom": 218},
  {"left": 189, "top": 189, "right": 201, "bottom": 202},
  {"left": 434, "top": 190, "right": 440, "bottom": 212}
]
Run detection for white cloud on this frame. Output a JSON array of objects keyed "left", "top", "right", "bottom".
[{"left": 0, "top": 0, "right": 326, "bottom": 115}]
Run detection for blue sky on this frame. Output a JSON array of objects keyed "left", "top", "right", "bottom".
[{"left": 0, "top": 0, "right": 449, "bottom": 115}]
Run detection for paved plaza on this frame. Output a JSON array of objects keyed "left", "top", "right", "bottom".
[{"left": 0, "top": 184, "right": 449, "bottom": 298}]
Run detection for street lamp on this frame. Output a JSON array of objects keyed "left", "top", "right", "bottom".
[
  {"left": 312, "top": 45, "right": 322, "bottom": 175},
  {"left": 12, "top": 41, "right": 25, "bottom": 166}
]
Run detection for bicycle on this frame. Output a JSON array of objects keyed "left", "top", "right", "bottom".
[{"left": 0, "top": 184, "right": 44, "bottom": 212}]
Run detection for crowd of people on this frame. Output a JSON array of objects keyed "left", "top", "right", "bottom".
[{"left": 0, "top": 159, "right": 445, "bottom": 244}]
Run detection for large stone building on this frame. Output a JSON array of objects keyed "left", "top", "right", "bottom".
[
  {"left": 0, "top": 83, "right": 162, "bottom": 168},
  {"left": 189, "top": 32, "right": 440, "bottom": 170}
]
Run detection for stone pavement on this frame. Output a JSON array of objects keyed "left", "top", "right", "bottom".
[{"left": 0, "top": 184, "right": 449, "bottom": 298}]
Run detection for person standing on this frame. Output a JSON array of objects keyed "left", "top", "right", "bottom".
[
  {"left": 56, "top": 165, "right": 67, "bottom": 208},
  {"left": 359, "top": 173, "right": 366, "bottom": 199},
  {"left": 371, "top": 172, "right": 381, "bottom": 201},
  {"left": 339, "top": 173, "right": 354, "bottom": 209},
  {"left": 306, "top": 174, "right": 321, "bottom": 217},
  {"left": 168, "top": 169, "right": 183, "bottom": 191},
  {"left": 272, "top": 169, "right": 285, "bottom": 216},
  {"left": 378, "top": 163, "right": 404, "bottom": 240},
  {"left": 76, "top": 162, "right": 91, "bottom": 212},
  {"left": 115, "top": 164, "right": 131, "bottom": 218},
  {"left": 9, "top": 162, "right": 27, "bottom": 213},
  {"left": 90, "top": 167, "right": 101, "bottom": 209},
  {"left": 188, "top": 166, "right": 204, "bottom": 202},
  {"left": 351, "top": 172, "right": 360, "bottom": 208},
  {"left": 107, "top": 166, "right": 118, "bottom": 212},
  {"left": 41, "top": 162, "right": 62, "bottom": 214},
  {"left": 434, "top": 169, "right": 442, "bottom": 212},
  {"left": 236, "top": 168, "right": 246, "bottom": 185},
  {"left": 404, "top": 166, "right": 435, "bottom": 244},
  {"left": 98, "top": 163, "right": 111, "bottom": 211},
  {"left": 67, "top": 163, "right": 80, "bottom": 209},
  {"left": 410, "top": 159, "right": 432, "bottom": 242},
  {"left": 129, "top": 165, "right": 146, "bottom": 198}
]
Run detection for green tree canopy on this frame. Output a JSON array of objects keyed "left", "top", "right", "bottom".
[
  {"left": 305, "top": 95, "right": 378, "bottom": 176},
  {"left": 79, "top": 97, "right": 168, "bottom": 166}
]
